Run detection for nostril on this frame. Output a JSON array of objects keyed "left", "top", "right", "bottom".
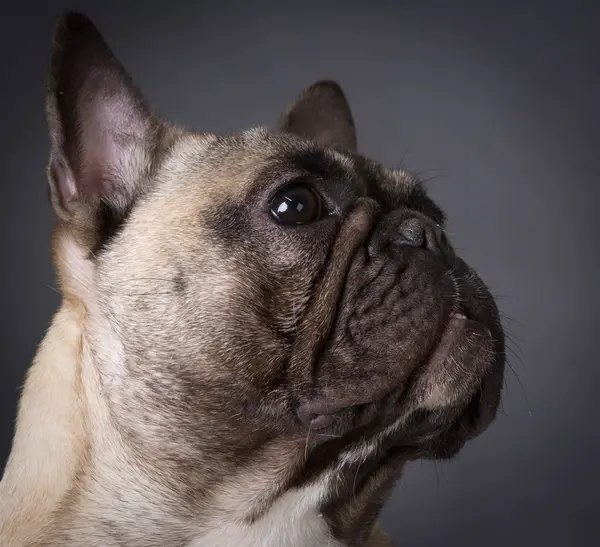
[{"left": 397, "top": 218, "right": 426, "bottom": 248}]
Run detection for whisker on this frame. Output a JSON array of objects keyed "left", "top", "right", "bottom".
[
  {"left": 502, "top": 323, "right": 523, "bottom": 341},
  {"left": 124, "top": 291, "right": 176, "bottom": 297},
  {"left": 505, "top": 342, "right": 526, "bottom": 369},
  {"left": 418, "top": 173, "right": 447, "bottom": 185},
  {"left": 111, "top": 277, "right": 180, "bottom": 286},
  {"left": 304, "top": 419, "right": 313, "bottom": 461},
  {"left": 504, "top": 358, "right": 531, "bottom": 412},
  {"left": 499, "top": 312, "right": 523, "bottom": 327},
  {"left": 396, "top": 146, "right": 413, "bottom": 168},
  {"left": 292, "top": 298, "right": 299, "bottom": 336},
  {"left": 351, "top": 454, "right": 367, "bottom": 511}
]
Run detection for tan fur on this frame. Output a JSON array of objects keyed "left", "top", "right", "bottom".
[{"left": 0, "top": 304, "right": 87, "bottom": 546}]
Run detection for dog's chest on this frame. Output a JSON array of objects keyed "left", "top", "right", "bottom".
[{"left": 189, "top": 481, "right": 343, "bottom": 547}]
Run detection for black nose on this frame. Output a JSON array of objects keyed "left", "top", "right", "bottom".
[
  {"left": 397, "top": 218, "right": 426, "bottom": 247},
  {"left": 367, "top": 211, "right": 448, "bottom": 259},
  {"left": 397, "top": 217, "right": 442, "bottom": 252}
]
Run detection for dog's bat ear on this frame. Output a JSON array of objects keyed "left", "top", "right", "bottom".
[
  {"left": 45, "top": 12, "right": 166, "bottom": 233},
  {"left": 276, "top": 80, "right": 357, "bottom": 152}
]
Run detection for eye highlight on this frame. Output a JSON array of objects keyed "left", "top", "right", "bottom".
[{"left": 269, "top": 184, "right": 324, "bottom": 226}]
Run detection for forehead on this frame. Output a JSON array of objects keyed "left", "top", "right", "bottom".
[{"left": 153, "top": 128, "right": 445, "bottom": 224}]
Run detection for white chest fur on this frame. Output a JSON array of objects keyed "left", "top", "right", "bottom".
[{"left": 189, "top": 480, "right": 344, "bottom": 547}]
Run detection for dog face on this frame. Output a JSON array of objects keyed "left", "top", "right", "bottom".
[{"left": 46, "top": 12, "right": 504, "bottom": 542}]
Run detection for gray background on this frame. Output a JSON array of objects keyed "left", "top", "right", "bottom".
[{"left": 1, "top": 1, "right": 598, "bottom": 545}]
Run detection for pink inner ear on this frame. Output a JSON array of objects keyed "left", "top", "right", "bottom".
[{"left": 75, "top": 89, "right": 149, "bottom": 207}]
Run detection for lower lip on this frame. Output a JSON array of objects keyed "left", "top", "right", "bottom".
[{"left": 429, "top": 313, "right": 490, "bottom": 364}]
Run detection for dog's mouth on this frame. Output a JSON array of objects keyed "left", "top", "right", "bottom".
[
  {"left": 292, "top": 271, "right": 505, "bottom": 467},
  {"left": 298, "top": 307, "right": 494, "bottom": 420}
]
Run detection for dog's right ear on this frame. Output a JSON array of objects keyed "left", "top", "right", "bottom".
[
  {"left": 277, "top": 80, "right": 357, "bottom": 152},
  {"left": 46, "top": 12, "right": 167, "bottom": 246}
]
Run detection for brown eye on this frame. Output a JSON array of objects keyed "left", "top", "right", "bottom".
[{"left": 269, "top": 184, "right": 324, "bottom": 225}]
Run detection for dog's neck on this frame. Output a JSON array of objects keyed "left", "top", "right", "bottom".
[
  {"left": 0, "top": 304, "right": 392, "bottom": 547},
  {"left": 0, "top": 301, "right": 89, "bottom": 545}
]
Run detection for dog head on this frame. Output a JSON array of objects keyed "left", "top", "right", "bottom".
[{"left": 45, "top": 12, "right": 505, "bottom": 543}]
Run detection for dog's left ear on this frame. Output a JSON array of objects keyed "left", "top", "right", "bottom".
[
  {"left": 45, "top": 12, "right": 168, "bottom": 242},
  {"left": 277, "top": 80, "right": 357, "bottom": 152}
]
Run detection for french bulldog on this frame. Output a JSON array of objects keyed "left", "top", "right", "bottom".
[{"left": 0, "top": 11, "right": 505, "bottom": 547}]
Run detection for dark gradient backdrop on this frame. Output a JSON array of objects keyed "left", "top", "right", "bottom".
[{"left": 1, "top": 1, "right": 598, "bottom": 545}]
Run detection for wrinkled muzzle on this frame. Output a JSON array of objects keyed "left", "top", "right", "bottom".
[{"left": 289, "top": 199, "right": 505, "bottom": 452}]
